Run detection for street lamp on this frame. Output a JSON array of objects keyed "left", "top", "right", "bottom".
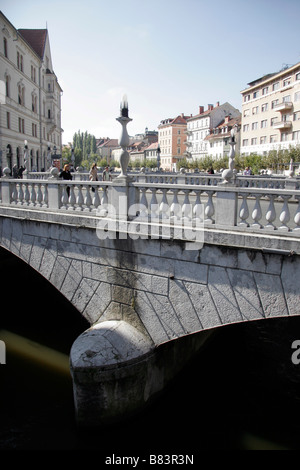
[
  {"left": 157, "top": 144, "right": 161, "bottom": 171},
  {"left": 116, "top": 95, "right": 132, "bottom": 177},
  {"left": 24, "top": 140, "right": 29, "bottom": 173}
]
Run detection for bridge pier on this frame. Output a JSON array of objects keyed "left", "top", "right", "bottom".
[{"left": 70, "top": 320, "right": 213, "bottom": 427}]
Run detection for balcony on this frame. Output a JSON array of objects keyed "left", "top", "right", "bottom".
[
  {"left": 273, "top": 120, "right": 292, "bottom": 130},
  {"left": 274, "top": 101, "right": 293, "bottom": 112}
]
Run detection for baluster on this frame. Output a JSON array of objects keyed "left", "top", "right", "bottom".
[
  {"left": 11, "top": 182, "right": 18, "bottom": 204},
  {"left": 279, "top": 195, "right": 291, "bottom": 231},
  {"left": 97, "top": 185, "right": 108, "bottom": 216},
  {"left": 68, "top": 185, "right": 76, "bottom": 210},
  {"left": 18, "top": 182, "right": 24, "bottom": 205},
  {"left": 251, "top": 194, "right": 262, "bottom": 228},
  {"left": 204, "top": 191, "right": 214, "bottom": 224},
  {"left": 294, "top": 196, "right": 300, "bottom": 231},
  {"left": 61, "top": 185, "right": 69, "bottom": 208},
  {"left": 139, "top": 187, "right": 149, "bottom": 219},
  {"left": 149, "top": 188, "right": 159, "bottom": 220},
  {"left": 265, "top": 194, "right": 276, "bottom": 230},
  {"left": 170, "top": 189, "right": 181, "bottom": 223},
  {"left": 24, "top": 183, "right": 30, "bottom": 206},
  {"left": 84, "top": 185, "right": 92, "bottom": 211},
  {"left": 36, "top": 183, "right": 43, "bottom": 207},
  {"left": 92, "top": 187, "right": 100, "bottom": 210},
  {"left": 76, "top": 184, "right": 84, "bottom": 211},
  {"left": 159, "top": 188, "right": 169, "bottom": 220},
  {"left": 30, "top": 183, "right": 36, "bottom": 206},
  {"left": 42, "top": 184, "right": 48, "bottom": 207},
  {"left": 182, "top": 190, "right": 192, "bottom": 222},
  {"left": 193, "top": 190, "right": 204, "bottom": 224},
  {"left": 239, "top": 193, "right": 249, "bottom": 226}
]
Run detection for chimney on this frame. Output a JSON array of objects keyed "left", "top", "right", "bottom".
[
  {"left": 199, "top": 106, "right": 204, "bottom": 114},
  {"left": 225, "top": 115, "right": 230, "bottom": 123},
  {"left": 215, "top": 101, "right": 220, "bottom": 107},
  {"left": 208, "top": 104, "right": 214, "bottom": 111}
]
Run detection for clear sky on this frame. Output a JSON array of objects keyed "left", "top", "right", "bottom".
[{"left": 2, "top": 0, "right": 300, "bottom": 145}]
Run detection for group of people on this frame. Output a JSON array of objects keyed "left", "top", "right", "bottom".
[{"left": 59, "top": 163, "right": 112, "bottom": 196}]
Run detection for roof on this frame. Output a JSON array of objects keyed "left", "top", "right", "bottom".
[
  {"left": 18, "top": 29, "right": 47, "bottom": 59},
  {"left": 159, "top": 114, "right": 189, "bottom": 127},
  {"left": 204, "top": 116, "right": 241, "bottom": 141},
  {"left": 97, "top": 138, "right": 119, "bottom": 148}
]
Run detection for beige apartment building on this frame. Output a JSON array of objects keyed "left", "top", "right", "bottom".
[
  {"left": 158, "top": 114, "right": 189, "bottom": 171},
  {"left": 240, "top": 62, "right": 300, "bottom": 155},
  {"left": 0, "top": 11, "right": 63, "bottom": 173}
]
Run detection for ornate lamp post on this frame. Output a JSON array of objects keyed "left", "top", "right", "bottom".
[
  {"left": 221, "top": 127, "right": 236, "bottom": 184},
  {"left": 157, "top": 144, "right": 161, "bottom": 171},
  {"left": 116, "top": 95, "right": 132, "bottom": 178},
  {"left": 23, "top": 140, "right": 29, "bottom": 173}
]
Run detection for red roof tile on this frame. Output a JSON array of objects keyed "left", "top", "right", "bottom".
[{"left": 18, "top": 29, "right": 47, "bottom": 59}]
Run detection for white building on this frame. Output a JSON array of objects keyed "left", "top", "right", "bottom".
[
  {"left": 185, "top": 102, "right": 241, "bottom": 161},
  {"left": 0, "top": 11, "right": 63, "bottom": 173},
  {"left": 240, "top": 62, "right": 300, "bottom": 155}
]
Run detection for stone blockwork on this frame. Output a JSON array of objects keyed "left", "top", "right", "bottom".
[
  {"left": 0, "top": 215, "right": 298, "bottom": 343},
  {"left": 1, "top": 213, "right": 299, "bottom": 425}
]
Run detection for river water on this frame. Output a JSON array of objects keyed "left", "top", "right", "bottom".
[{"left": 0, "top": 247, "right": 300, "bottom": 452}]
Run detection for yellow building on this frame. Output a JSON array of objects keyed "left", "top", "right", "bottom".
[{"left": 240, "top": 62, "right": 300, "bottom": 155}]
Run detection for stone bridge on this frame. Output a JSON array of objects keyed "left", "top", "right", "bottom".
[{"left": 0, "top": 172, "right": 300, "bottom": 426}]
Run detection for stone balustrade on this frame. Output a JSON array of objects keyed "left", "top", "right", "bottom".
[{"left": 1, "top": 176, "right": 300, "bottom": 237}]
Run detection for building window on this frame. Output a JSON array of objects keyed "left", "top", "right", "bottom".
[
  {"left": 273, "top": 82, "right": 280, "bottom": 91},
  {"left": 252, "top": 122, "right": 258, "bottom": 130},
  {"left": 18, "top": 84, "right": 25, "bottom": 106},
  {"left": 5, "top": 75, "right": 10, "bottom": 97},
  {"left": 6, "top": 112, "right": 10, "bottom": 129},
  {"left": 251, "top": 138, "right": 257, "bottom": 145},
  {"left": 244, "top": 109, "right": 250, "bottom": 117},
  {"left": 244, "top": 94, "right": 250, "bottom": 102},
  {"left": 253, "top": 91, "right": 259, "bottom": 99},
  {"left": 281, "top": 133, "right": 289, "bottom": 142},
  {"left": 32, "top": 94, "right": 37, "bottom": 113},
  {"left": 293, "top": 131, "right": 300, "bottom": 140},
  {"left": 261, "top": 120, "right": 267, "bottom": 128},
  {"left": 243, "top": 124, "right": 249, "bottom": 132},
  {"left": 294, "top": 112, "right": 300, "bottom": 121},
  {"left": 18, "top": 117, "right": 25, "bottom": 133},
  {"left": 260, "top": 136, "right": 267, "bottom": 144},
  {"left": 270, "top": 135, "right": 277, "bottom": 143},
  {"left": 252, "top": 106, "right": 259, "bottom": 115},
  {"left": 283, "top": 95, "right": 291, "bottom": 103},
  {"left": 294, "top": 92, "right": 300, "bottom": 102},
  {"left": 283, "top": 77, "right": 291, "bottom": 87},
  {"left": 271, "top": 99, "right": 279, "bottom": 108},
  {"left": 3, "top": 37, "right": 8, "bottom": 58},
  {"left": 262, "top": 86, "right": 269, "bottom": 95},
  {"left": 243, "top": 139, "right": 249, "bottom": 146},
  {"left": 32, "top": 123, "right": 37, "bottom": 137},
  {"left": 296, "top": 72, "right": 300, "bottom": 81},
  {"left": 271, "top": 117, "right": 278, "bottom": 126},
  {"left": 261, "top": 103, "right": 268, "bottom": 112},
  {"left": 17, "top": 52, "right": 24, "bottom": 72}
]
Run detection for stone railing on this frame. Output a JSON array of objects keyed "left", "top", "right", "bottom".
[{"left": 1, "top": 176, "right": 300, "bottom": 236}]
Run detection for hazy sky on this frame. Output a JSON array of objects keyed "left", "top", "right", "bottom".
[{"left": 2, "top": 0, "right": 300, "bottom": 144}]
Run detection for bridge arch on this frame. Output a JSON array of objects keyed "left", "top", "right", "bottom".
[{"left": 0, "top": 246, "right": 89, "bottom": 354}]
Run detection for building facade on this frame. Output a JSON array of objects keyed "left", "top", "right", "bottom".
[
  {"left": 0, "top": 11, "right": 63, "bottom": 173},
  {"left": 205, "top": 115, "right": 241, "bottom": 160},
  {"left": 185, "top": 102, "right": 241, "bottom": 161},
  {"left": 240, "top": 62, "right": 300, "bottom": 155},
  {"left": 158, "top": 114, "right": 189, "bottom": 171}
]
